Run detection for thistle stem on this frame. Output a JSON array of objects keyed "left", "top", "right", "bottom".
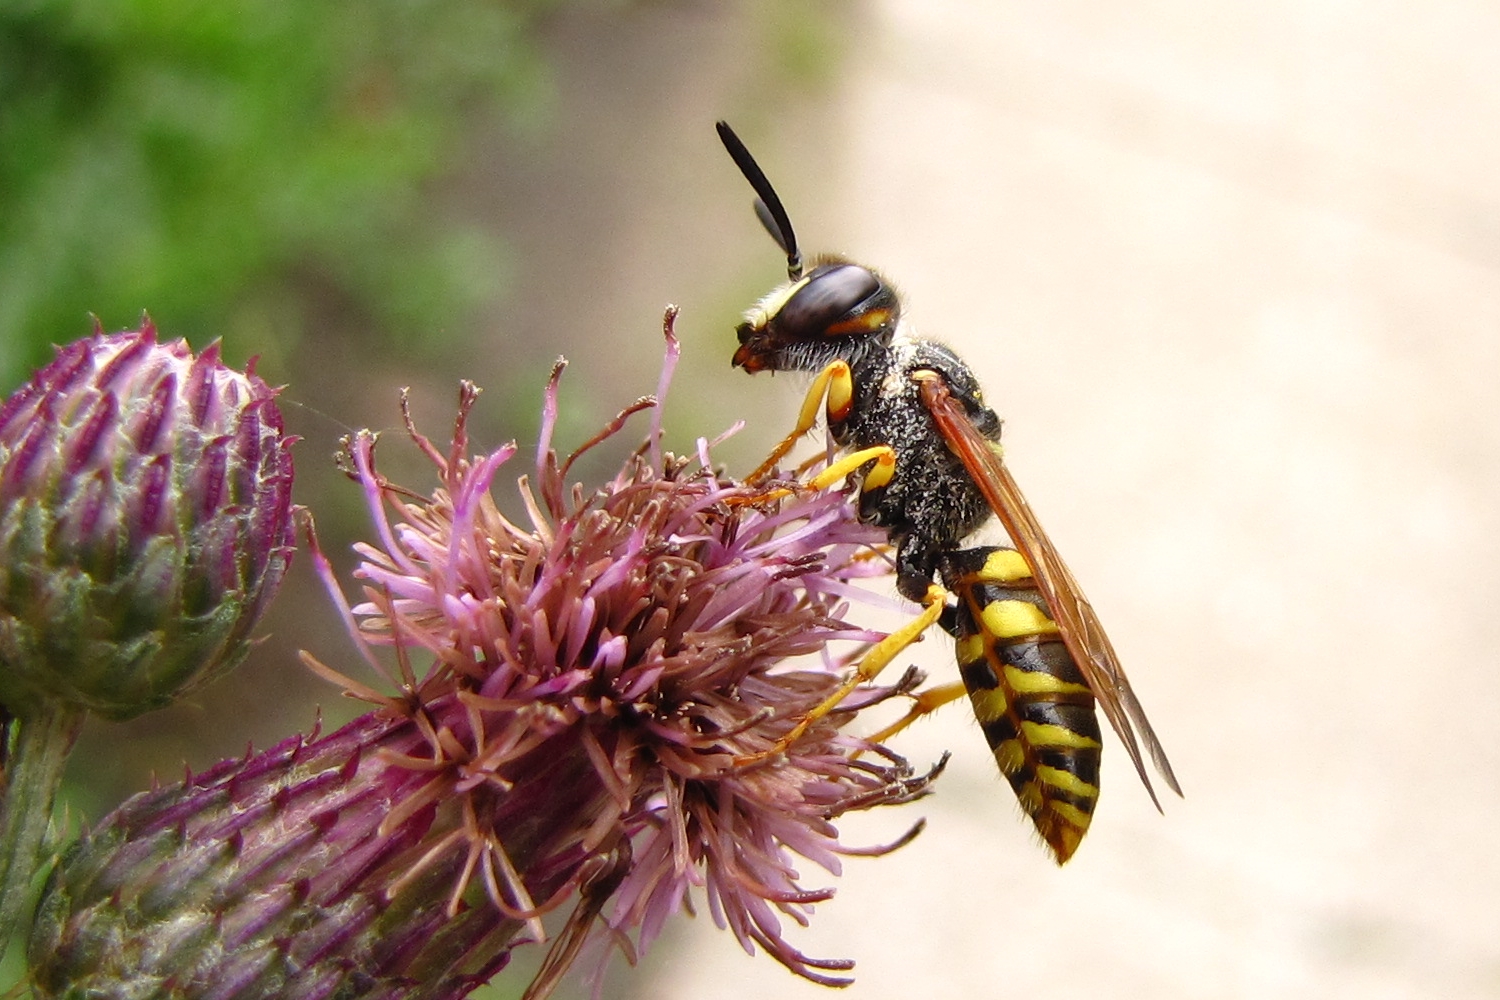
[{"left": 0, "top": 701, "right": 85, "bottom": 950}]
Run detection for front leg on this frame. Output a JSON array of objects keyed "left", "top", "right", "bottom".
[{"left": 746, "top": 359, "right": 854, "bottom": 483}]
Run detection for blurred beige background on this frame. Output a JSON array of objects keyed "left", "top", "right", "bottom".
[{"left": 537, "top": 2, "right": 1500, "bottom": 999}]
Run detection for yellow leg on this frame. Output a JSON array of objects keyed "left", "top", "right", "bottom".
[
  {"left": 864, "top": 680, "right": 969, "bottom": 745},
  {"left": 747, "top": 360, "right": 854, "bottom": 483},
  {"left": 739, "top": 443, "right": 899, "bottom": 509},
  {"left": 739, "top": 444, "right": 896, "bottom": 508},
  {"left": 806, "top": 445, "right": 897, "bottom": 492},
  {"left": 736, "top": 584, "right": 949, "bottom": 766},
  {"left": 733, "top": 359, "right": 924, "bottom": 764}
]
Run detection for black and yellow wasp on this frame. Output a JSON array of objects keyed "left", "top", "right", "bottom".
[{"left": 717, "top": 121, "right": 1180, "bottom": 863}]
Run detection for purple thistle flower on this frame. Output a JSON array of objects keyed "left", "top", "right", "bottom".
[{"left": 27, "top": 315, "right": 942, "bottom": 999}]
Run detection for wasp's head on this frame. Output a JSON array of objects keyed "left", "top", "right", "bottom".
[
  {"left": 733, "top": 258, "right": 901, "bottom": 374},
  {"left": 717, "top": 122, "right": 901, "bottom": 375}
]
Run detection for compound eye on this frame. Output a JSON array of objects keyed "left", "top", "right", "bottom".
[{"left": 775, "top": 264, "right": 881, "bottom": 339}]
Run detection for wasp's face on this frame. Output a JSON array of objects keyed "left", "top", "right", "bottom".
[{"left": 733, "top": 258, "right": 901, "bottom": 374}]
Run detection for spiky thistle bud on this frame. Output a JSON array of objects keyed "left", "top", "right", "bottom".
[
  {"left": 27, "top": 319, "right": 941, "bottom": 1000},
  {"left": 0, "top": 319, "right": 296, "bottom": 719}
]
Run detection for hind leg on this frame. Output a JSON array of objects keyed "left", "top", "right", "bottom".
[{"left": 735, "top": 583, "right": 948, "bottom": 766}]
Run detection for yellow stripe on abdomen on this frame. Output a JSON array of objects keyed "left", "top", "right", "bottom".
[
  {"left": 979, "top": 599, "right": 1060, "bottom": 641},
  {"left": 940, "top": 545, "right": 1104, "bottom": 865},
  {"left": 1021, "top": 720, "right": 1102, "bottom": 751}
]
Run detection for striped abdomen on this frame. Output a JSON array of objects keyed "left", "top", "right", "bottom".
[{"left": 938, "top": 546, "right": 1102, "bottom": 864}]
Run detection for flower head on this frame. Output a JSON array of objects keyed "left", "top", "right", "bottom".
[
  {"left": 27, "top": 316, "right": 940, "bottom": 999},
  {"left": 0, "top": 319, "right": 295, "bottom": 719}
]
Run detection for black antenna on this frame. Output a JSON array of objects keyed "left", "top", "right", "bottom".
[{"left": 715, "top": 121, "right": 803, "bottom": 281}]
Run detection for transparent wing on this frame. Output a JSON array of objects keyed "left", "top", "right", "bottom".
[{"left": 917, "top": 372, "right": 1182, "bottom": 807}]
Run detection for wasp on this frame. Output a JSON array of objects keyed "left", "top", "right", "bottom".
[{"left": 716, "top": 121, "right": 1180, "bottom": 863}]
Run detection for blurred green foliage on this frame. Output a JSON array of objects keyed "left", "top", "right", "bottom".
[{"left": 0, "top": 0, "right": 554, "bottom": 385}]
